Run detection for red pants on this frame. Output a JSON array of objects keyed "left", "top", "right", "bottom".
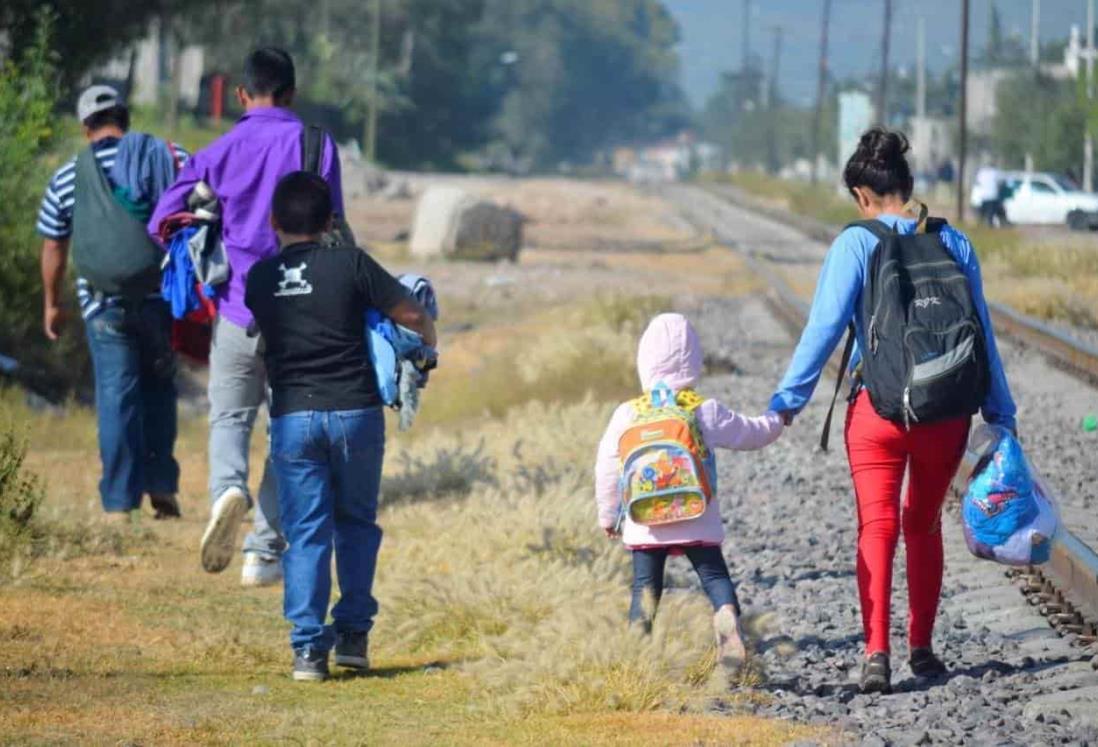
[{"left": 844, "top": 390, "right": 970, "bottom": 655}]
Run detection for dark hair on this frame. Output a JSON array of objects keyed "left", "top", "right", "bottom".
[
  {"left": 83, "top": 104, "right": 130, "bottom": 132},
  {"left": 272, "top": 171, "right": 332, "bottom": 235},
  {"left": 842, "top": 127, "right": 914, "bottom": 201},
  {"left": 244, "top": 47, "right": 295, "bottom": 99}
]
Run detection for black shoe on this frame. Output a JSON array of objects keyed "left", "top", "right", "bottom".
[
  {"left": 149, "top": 493, "right": 181, "bottom": 519},
  {"left": 334, "top": 631, "right": 369, "bottom": 670},
  {"left": 292, "top": 647, "right": 330, "bottom": 682},
  {"left": 909, "top": 647, "right": 947, "bottom": 678},
  {"left": 861, "top": 652, "right": 892, "bottom": 694}
]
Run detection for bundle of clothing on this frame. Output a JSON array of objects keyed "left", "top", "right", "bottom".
[
  {"left": 367, "top": 274, "right": 439, "bottom": 430},
  {"left": 962, "top": 425, "right": 1059, "bottom": 566}
]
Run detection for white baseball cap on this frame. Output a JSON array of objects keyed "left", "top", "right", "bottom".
[{"left": 77, "top": 85, "right": 123, "bottom": 123}]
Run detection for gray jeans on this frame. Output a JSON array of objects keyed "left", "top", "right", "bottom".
[{"left": 208, "top": 315, "right": 285, "bottom": 559}]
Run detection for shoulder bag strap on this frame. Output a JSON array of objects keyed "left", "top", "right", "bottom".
[
  {"left": 819, "top": 323, "right": 857, "bottom": 452},
  {"left": 301, "top": 124, "right": 324, "bottom": 174}
]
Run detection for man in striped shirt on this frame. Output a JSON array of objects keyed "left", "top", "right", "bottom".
[{"left": 38, "top": 85, "right": 188, "bottom": 522}]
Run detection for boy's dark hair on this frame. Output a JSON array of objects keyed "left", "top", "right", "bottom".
[
  {"left": 843, "top": 126, "right": 914, "bottom": 202},
  {"left": 272, "top": 171, "right": 332, "bottom": 236},
  {"left": 83, "top": 105, "right": 130, "bottom": 132},
  {"left": 244, "top": 47, "right": 295, "bottom": 99}
]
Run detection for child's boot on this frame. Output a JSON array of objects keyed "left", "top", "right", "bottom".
[{"left": 713, "top": 604, "right": 747, "bottom": 670}]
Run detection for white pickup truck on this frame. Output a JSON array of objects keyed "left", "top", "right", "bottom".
[{"left": 1002, "top": 172, "right": 1098, "bottom": 229}]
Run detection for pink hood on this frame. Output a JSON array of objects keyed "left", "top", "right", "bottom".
[{"left": 637, "top": 313, "right": 704, "bottom": 392}]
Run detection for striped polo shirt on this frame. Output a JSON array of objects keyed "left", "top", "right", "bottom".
[{"left": 37, "top": 136, "right": 190, "bottom": 319}]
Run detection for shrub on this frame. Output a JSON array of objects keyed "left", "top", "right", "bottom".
[
  {"left": 0, "top": 11, "right": 90, "bottom": 400},
  {"left": 0, "top": 427, "right": 44, "bottom": 578}
]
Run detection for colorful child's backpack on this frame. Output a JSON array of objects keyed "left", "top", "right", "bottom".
[{"left": 617, "top": 382, "right": 715, "bottom": 528}]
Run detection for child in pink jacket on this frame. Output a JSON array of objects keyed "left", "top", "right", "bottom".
[{"left": 594, "top": 313, "right": 784, "bottom": 665}]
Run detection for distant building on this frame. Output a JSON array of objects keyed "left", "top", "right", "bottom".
[
  {"left": 91, "top": 18, "right": 205, "bottom": 109},
  {"left": 838, "top": 90, "right": 873, "bottom": 167},
  {"left": 614, "top": 133, "right": 724, "bottom": 183},
  {"left": 909, "top": 115, "right": 954, "bottom": 176}
]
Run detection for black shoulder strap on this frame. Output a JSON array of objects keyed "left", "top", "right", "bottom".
[
  {"left": 301, "top": 124, "right": 324, "bottom": 174},
  {"left": 819, "top": 323, "right": 857, "bottom": 452},
  {"left": 844, "top": 219, "right": 894, "bottom": 241}
]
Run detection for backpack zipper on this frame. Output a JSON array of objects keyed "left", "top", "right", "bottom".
[{"left": 902, "top": 387, "right": 919, "bottom": 429}]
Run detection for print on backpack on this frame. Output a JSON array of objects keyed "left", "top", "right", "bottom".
[{"left": 618, "top": 383, "right": 714, "bottom": 527}]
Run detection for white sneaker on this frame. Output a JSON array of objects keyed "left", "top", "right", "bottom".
[
  {"left": 200, "top": 487, "right": 248, "bottom": 573},
  {"left": 241, "top": 554, "right": 283, "bottom": 588}
]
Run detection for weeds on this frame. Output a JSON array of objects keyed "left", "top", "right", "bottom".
[{"left": 0, "top": 427, "right": 44, "bottom": 578}]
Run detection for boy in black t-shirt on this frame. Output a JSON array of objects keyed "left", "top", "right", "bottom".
[{"left": 246, "top": 171, "right": 435, "bottom": 682}]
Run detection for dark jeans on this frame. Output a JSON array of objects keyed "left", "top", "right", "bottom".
[
  {"left": 271, "top": 408, "right": 385, "bottom": 652},
  {"left": 629, "top": 545, "right": 740, "bottom": 626},
  {"left": 84, "top": 299, "right": 180, "bottom": 512}
]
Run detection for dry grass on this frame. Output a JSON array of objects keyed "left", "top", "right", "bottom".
[
  {"left": 0, "top": 176, "right": 822, "bottom": 743},
  {"left": 0, "top": 328, "right": 819, "bottom": 746}
]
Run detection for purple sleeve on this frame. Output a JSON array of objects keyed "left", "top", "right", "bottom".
[
  {"left": 148, "top": 150, "right": 203, "bottom": 244},
  {"left": 594, "top": 403, "right": 634, "bottom": 529},
  {"left": 321, "top": 135, "right": 344, "bottom": 215}
]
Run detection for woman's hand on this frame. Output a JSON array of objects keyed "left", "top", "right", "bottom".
[
  {"left": 603, "top": 526, "right": 620, "bottom": 539},
  {"left": 779, "top": 410, "right": 795, "bottom": 426}
]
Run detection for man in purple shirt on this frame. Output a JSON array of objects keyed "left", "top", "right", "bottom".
[{"left": 150, "top": 48, "right": 344, "bottom": 587}]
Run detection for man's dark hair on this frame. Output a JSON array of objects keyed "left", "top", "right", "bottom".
[
  {"left": 272, "top": 171, "right": 332, "bottom": 236},
  {"left": 83, "top": 105, "right": 130, "bottom": 132},
  {"left": 244, "top": 47, "right": 295, "bottom": 99}
]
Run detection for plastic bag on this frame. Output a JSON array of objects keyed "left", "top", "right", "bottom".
[{"left": 961, "top": 424, "right": 1060, "bottom": 566}]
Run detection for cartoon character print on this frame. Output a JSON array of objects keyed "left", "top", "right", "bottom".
[{"left": 974, "top": 451, "right": 1019, "bottom": 517}]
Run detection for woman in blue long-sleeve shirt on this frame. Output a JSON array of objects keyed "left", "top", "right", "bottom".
[{"left": 769, "top": 128, "right": 1016, "bottom": 694}]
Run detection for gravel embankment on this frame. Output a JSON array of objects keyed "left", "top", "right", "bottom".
[
  {"left": 672, "top": 294, "right": 1098, "bottom": 745},
  {"left": 661, "top": 181, "right": 1098, "bottom": 745}
]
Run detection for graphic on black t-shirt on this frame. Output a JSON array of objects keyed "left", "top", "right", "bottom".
[{"left": 275, "top": 262, "right": 313, "bottom": 297}]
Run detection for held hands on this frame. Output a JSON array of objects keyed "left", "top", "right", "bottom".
[
  {"left": 43, "top": 304, "right": 68, "bottom": 341},
  {"left": 603, "top": 526, "right": 620, "bottom": 539}
]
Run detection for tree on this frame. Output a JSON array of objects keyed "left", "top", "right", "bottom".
[{"left": 992, "top": 72, "right": 1086, "bottom": 173}]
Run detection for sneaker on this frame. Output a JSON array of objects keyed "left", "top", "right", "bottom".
[
  {"left": 149, "top": 493, "right": 181, "bottom": 520},
  {"left": 334, "top": 631, "right": 369, "bottom": 670},
  {"left": 713, "top": 605, "right": 748, "bottom": 671},
  {"left": 200, "top": 487, "right": 248, "bottom": 573},
  {"left": 292, "top": 647, "right": 330, "bottom": 682},
  {"left": 909, "top": 647, "right": 948, "bottom": 678},
  {"left": 241, "top": 554, "right": 283, "bottom": 588},
  {"left": 861, "top": 652, "right": 892, "bottom": 694}
]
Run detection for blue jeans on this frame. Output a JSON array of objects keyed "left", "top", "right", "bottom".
[
  {"left": 271, "top": 408, "right": 385, "bottom": 652},
  {"left": 629, "top": 545, "right": 740, "bottom": 626},
  {"left": 84, "top": 300, "right": 180, "bottom": 512}
]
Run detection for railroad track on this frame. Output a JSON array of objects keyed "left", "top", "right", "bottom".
[{"left": 662, "top": 181, "right": 1098, "bottom": 666}]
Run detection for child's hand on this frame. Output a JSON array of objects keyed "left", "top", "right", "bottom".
[{"left": 603, "top": 526, "right": 620, "bottom": 539}]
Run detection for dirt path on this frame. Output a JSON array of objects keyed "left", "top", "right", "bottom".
[{"left": 1, "top": 178, "right": 813, "bottom": 746}]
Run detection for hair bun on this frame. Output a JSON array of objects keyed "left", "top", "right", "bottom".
[{"left": 860, "top": 127, "right": 909, "bottom": 164}]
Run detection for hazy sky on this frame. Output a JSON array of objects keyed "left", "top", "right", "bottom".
[{"left": 664, "top": 0, "right": 1090, "bottom": 108}]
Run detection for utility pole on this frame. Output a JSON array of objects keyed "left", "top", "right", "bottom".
[
  {"left": 916, "top": 16, "right": 927, "bottom": 119},
  {"left": 1030, "top": 0, "right": 1041, "bottom": 67},
  {"left": 365, "top": 0, "right": 381, "bottom": 163},
  {"left": 877, "top": 0, "right": 893, "bottom": 125},
  {"left": 766, "top": 26, "right": 784, "bottom": 173},
  {"left": 1086, "top": 0, "right": 1094, "bottom": 191},
  {"left": 742, "top": 0, "right": 752, "bottom": 72},
  {"left": 958, "top": 0, "right": 971, "bottom": 224},
  {"left": 811, "top": 0, "right": 833, "bottom": 183}
]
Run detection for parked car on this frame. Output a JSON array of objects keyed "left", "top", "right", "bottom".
[{"left": 1002, "top": 172, "right": 1098, "bottom": 230}]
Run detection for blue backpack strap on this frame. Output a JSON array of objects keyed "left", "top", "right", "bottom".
[{"left": 650, "top": 381, "right": 675, "bottom": 408}]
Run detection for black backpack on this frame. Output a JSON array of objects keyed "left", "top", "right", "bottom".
[
  {"left": 300, "top": 124, "right": 356, "bottom": 248},
  {"left": 820, "top": 216, "right": 990, "bottom": 449}
]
